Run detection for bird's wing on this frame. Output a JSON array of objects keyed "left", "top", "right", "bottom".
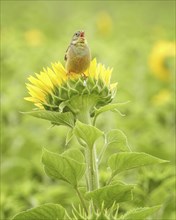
[{"left": 64, "top": 45, "right": 70, "bottom": 61}]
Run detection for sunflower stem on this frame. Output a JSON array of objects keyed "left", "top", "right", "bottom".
[
  {"left": 85, "top": 148, "right": 93, "bottom": 191},
  {"left": 77, "top": 108, "right": 99, "bottom": 214},
  {"left": 85, "top": 145, "right": 99, "bottom": 191},
  {"left": 75, "top": 187, "right": 88, "bottom": 215},
  {"left": 93, "top": 145, "right": 99, "bottom": 189},
  {"left": 77, "top": 108, "right": 91, "bottom": 124}
]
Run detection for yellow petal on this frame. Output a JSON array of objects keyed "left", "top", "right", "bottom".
[
  {"left": 87, "top": 58, "right": 97, "bottom": 78},
  {"left": 28, "top": 75, "right": 50, "bottom": 93},
  {"left": 36, "top": 71, "right": 53, "bottom": 90},
  {"left": 34, "top": 103, "right": 44, "bottom": 109},
  {"left": 99, "top": 64, "right": 106, "bottom": 82},
  {"left": 51, "top": 63, "right": 63, "bottom": 85},
  {"left": 52, "top": 62, "right": 67, "bottom": 82},
  {"left": 46, "top": 67, "right": 60, "bottom": 86},
  {"left": 26, "top": 84, "right": 46, "bottom": 101},
  {"left": 24, "top": 96, "right": 39, "bottom": 103},
  {"left": 105, "top": 67, "right": 113, "bottom": 85}
]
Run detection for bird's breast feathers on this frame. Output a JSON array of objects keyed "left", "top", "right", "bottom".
[
  {"left": 66, "top": 44, "right": 91, "bottom": 73},
  {"left": 70, "top": 43, "right": 89, "bottom": 56}
]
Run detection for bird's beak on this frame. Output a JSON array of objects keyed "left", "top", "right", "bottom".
[{"left": 80, "top": 31, "right": 85, "bottom": 38}]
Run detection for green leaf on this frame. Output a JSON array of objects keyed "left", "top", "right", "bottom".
[
  {"left": 12, "top": 203, "right": 65, "bottom": 220},
  {"left": 42, "top": 148, "right": 85, "bottom": 187},
  {"left": 22, "top": 110, "right": 75, "bottom": 128},
  {"left": 65, "top": 129, "right": 74, "bottom": 146},
  {"left": 74, "top": 120, "right": 103, "bottom": 148},
  {"left": 86, "top": 183, "right": 134, "bottom": 209},
  {"left": 119, "top": 205, "right": 161, "bottom": 220},
  {"left": 106, "top": 129, "right": 131, "bottom": 152},
  {"left": 108, "top": 152, "right": 168, "bottom": 176},
  {"left": 93, "top": 102, "right": 129, "bottom": 124}
]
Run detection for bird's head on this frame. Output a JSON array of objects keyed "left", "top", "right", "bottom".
[{"left": 71, "top": 31, "right": 87, "bottom": 44}]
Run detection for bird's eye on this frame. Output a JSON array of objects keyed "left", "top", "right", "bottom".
[{"left": 75, "top": 33, "right": 79, "bottom": 36}]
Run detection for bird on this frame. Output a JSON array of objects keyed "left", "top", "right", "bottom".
[{"left": 64, "top": 31, "right": 91, "bottom": 75}]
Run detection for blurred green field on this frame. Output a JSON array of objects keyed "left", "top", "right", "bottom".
[{"left": 1, "top": 1, "right": 175, "bottom": 219}]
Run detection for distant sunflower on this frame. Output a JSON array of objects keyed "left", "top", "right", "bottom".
[
  {"left": 149, "top": 41, "right": 175, "bottom": 81},
  {"left": 25, "top": 59, "right": 117, "bottom": 116},
  {"left": 151, "top": 89, "right": 171, "bottom": 106},
  {"left": 96, "top": 11, "right": 113, "bottom": 36},
  {"left": 24, "top": 29, "right": 44, "bottom": 47}
]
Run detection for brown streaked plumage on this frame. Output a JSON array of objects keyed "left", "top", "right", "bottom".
[{"left": 65, "top": 31, "right": 91, "bottom": 74}]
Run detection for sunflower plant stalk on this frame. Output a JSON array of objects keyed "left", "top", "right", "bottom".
[{"left": 12, "top": 59, "right": 168, "bottom": 220}]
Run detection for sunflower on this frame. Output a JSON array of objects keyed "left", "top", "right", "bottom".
[
  {"left": 24, "top": 29, "right": 44, "bottom": 47},
  {"left": 25, "top": 59, "right": 117, "bottom": 119},
  {"left": 96, "top": 11, "right": 113, "bottom": 36},
  {"left": 148, "top": 41, "right": 175, "bottom": 81},
  {"left": 151, "top": 89, "right": 172, "bottom": 106}
]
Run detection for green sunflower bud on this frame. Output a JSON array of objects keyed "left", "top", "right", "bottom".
[{"left": 24, "top": 58, "right": 117, "bottom": 123}]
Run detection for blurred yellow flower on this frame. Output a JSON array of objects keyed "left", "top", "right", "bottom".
[
  {"left": 24, "top": 29, "right": 44, "bottom": 46},
  {"left": 151, "top": 89, "right": 171, "bottom": 106},
  {"left": 25, "top": 59, "right": 116, "bottom": 111},
  {"left": 149, "top": 41, "right": 175, "bottom": 81},
  {"left": 96, "top": 11, "right": 113, "bottom": 36}
]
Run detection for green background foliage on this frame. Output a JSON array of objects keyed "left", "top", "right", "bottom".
[{"left": 1, "top": 1, "right": 175, "bottom": 219}]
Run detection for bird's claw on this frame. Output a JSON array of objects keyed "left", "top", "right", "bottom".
[{"left": 81, "top": 73, "right": 87, "bottom": 86}]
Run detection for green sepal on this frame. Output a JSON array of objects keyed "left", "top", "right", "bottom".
[
  {"left": 86, "top": 183, "right": 134, "bottom": 209},
  {"left": 91, "top": 84, "right": 100, "bottom": 95},
  {"left": 93, "top": 101, "right": 129, "bottom": 124},
  {"left": 96, "top": 95, "right": 112, "bottom": 109},
  {"left": 52, "top": 94, "right": 64, "bottom": 105},
  {"left": 59, "top": 86, "right": 69, "bottom": 100},
  {"left": 110, "top": 85, "right": 117, "bottom": 99},
  {"left": 42, "top": 102, "right": 59, "bottom": 111},
  {"left": 68, "top": 88, "right": 79, "bottom": 98},
  {"left": 22, "top": 110, "right": 75, "bottom": 128},
  {"left": 42, "top": 77, "right": 116, "bottom": 115},
  {"left": 75, "top": 78, "right": 86, "bottom": 91},
  {"left": 82, "top": 86, "right": 90, "bottom": 95},
  {"left": 42, "top": 148, "right": 86, "bottom": 187},
  {"left": 97, "top": 77, "right": 105, "bottom": 89},
  {"left": 12, "top": 203, "right": 66, "bottom": 220},
  {"left": 99, "top": 86, "right": 109, "bottom": 97},
  {"left": 67, "top": 78, "right": 77, "bottom": 88},
  {"left": 86, "top": 77, "right": 96, "bottom": 90}
]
